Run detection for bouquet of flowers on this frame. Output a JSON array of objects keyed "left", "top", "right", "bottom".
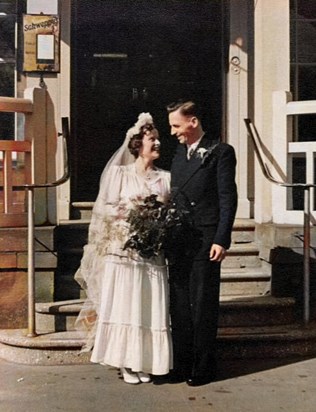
[{"left": 123, "top": 194, "right": 194, "bottom": 259}]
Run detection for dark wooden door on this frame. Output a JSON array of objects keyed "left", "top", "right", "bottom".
[{"left": 71, "top": 0, "right": 224, "bottom": 203}]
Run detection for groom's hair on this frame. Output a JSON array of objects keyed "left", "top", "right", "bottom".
[{"left": 166, "top": 100, "right": 202, "bottom": 120}]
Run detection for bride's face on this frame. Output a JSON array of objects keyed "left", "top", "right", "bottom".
[{"left": 139, "top": 126, "right": 160, "bottom": 160}]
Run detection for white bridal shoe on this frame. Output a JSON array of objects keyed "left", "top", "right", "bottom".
[
  {"left": 120, "top": 368, "right": 140, "bottom": 384},
  {"left": 137, "top": 372, "right": 151, "bottom": 383}
]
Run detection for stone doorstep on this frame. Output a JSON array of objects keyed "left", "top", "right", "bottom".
[
  {"left": 62, "top": 217, "right": 256, "bottom": 228},
  {"left": 0, "top": 343, "right": 91, "bottom": 366},
  {"left": 218, "top": 296, "right": 296, "bottom": 327},
  {"left": 71, "top": 202, "right": 94, "bottom": 220},
  {"left": 220, "top": 282, "right": 270, "bottom": 297},
  {"left": 0, "top": 330, "right": 90, "bottom": 366},
  {"left": 1, "top": 322, "right": 316, "bottom": 365},
  {"left": 35, "top": 299, "right": 85, "bottom": 314},
  {"left": 231, "top": 219, "right": 255, "bottom": 243},
  {"left": 35, "top": 295, "right": 291, "bottom": 315},
  {"left": 233, "top": 218, "right": 255, "bottom": 230},
  {"left": 223, "top": 243, "right": 261, "bottom": 271},
  {"left": 218, "top": 322, "right": 316, "bottom": 359},
  {"left": 0, "top": 323, "right": 312, "bottom": 349},
  {"left": 220, "top": 295, "right": 295, "bottom": 307},
  {"left": 35, "top": 299, "right": 86, "bottom": 333},
  {"left": 227, "top": 243, "right": 259, "bottom": 255},
  {"left": 34, "top": 295, "right": 296, "bottom": 332},
  {"left": 220, "top": 267, "right": 271, "bottom": 281},
  {"left": 0, "top": 329, "right": 85, "bottom": 348}
]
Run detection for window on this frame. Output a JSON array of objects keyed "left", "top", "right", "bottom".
[
  {"left": 290, "top": 0, "right": 316, "bottom": 210},
  {"left": 0, "top": 0, "right": 17, "bottom": 140},
  {"left": 290, "top": 0, "right": 316, "bottom": 142}
]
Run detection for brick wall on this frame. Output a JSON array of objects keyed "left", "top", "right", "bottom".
[{"left": 0, "top": 227, "right": 56, "bottom": 328}]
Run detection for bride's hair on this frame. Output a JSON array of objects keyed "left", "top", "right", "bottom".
[
  {"left": 128, "top": 123, "right": 155, "bottom": 158},
  {"left": 128, "top": 132, "right": 143, "bottom": 158}
]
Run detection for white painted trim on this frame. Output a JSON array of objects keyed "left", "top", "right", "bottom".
[
  {"left": 272, "top": 90, "right": 316, "bottom": 224},
  {"left": 227, "top": 0, "right": 251, "bottom": 218}
]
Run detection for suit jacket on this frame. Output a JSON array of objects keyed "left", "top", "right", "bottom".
[{"left": 171, "top": 134, "right": 238, "bottom": 258}]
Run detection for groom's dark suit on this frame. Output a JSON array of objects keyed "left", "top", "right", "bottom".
[{"left": 169, "top": 133, "right": 237, "bottom": 381}]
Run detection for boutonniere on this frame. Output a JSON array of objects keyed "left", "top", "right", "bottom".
[
  {"left": 196, "top": 143, "right": 219, "bottom": 167},
  {"left": 196, "top": 148, "right": 208, "bottom": 159}
]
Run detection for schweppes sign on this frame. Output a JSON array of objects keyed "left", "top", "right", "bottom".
[{"left": 23, "top": 14, "right": 60, "bottom": 72}]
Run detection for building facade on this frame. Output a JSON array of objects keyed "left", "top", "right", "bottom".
[{"left": 1, "top": 0, "right": 316, "bottom": 292}]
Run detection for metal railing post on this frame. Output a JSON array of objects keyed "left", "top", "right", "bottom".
[
  {"left": 27, "top": 187, "right": 36, "bottom": 337},
  {"left": 303, "top": 187, "right": 311, "bottom": 325},
  {"left": 21, "top": 118, "right": 70, "bottom": 337},
  {"left": 244, "top": 118, "right": 315, "bottom": 325}
]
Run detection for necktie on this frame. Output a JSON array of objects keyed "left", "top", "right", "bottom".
[{"left": 188, "top": 148, "right": 194, "bottom": 160}]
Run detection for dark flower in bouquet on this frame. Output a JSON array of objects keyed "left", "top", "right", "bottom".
[{"left": 123, "top": 194, "right": 195, "bottom": 260}]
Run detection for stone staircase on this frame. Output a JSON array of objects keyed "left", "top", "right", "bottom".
[
  {"left": 2, "top": 294, "right": 316, "bottom": 365},
  {"left": 1, "top": 218, "right": 316, "bottom": 365},
  {"left": 53, "top": 218, "right": 271, "bottom": 300},
  {"left": 221, "top": 218, "right": 271, "bottom": 297}
]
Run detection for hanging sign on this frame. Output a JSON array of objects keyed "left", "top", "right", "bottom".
[
  {"left": 27, "top": 0, "right": 58, "bottom": 15},
  {"left": 23, "top": 14, "right": 60, "bottom": 72}
]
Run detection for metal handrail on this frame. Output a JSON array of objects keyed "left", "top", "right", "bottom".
[
  {"left": 23, "top": 117, "right": 70, "bottom": 336},
  {"left": 244, "top": 118, "right": 316, "bottom": 325}
]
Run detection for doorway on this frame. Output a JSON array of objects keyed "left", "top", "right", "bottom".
[{"left": 71, "top": 0, "right": 225, "bottom": 204}]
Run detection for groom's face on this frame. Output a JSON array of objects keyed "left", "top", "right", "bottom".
[{"left": 168, "top": 109, "right": 196, "bottom": 145}]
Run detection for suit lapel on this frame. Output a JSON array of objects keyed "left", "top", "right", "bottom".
[
  {"left": 172, "top": 135, "right": 218, "bottom": 190},
  {"left": 183, "top": 135, "right": 217, "bottom": 178}
]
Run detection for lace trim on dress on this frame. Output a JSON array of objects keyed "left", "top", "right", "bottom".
[{"left": 90, "top": 323, "right": 172, "bottom": 375}]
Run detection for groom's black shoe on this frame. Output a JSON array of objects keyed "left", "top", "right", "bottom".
[
  {"left": 152, "top": 371, "right": 186, "bottom": 385},
  {"left": 186, "top": 374, "right": 215, "bottom": 387},
  {"left": 167, "top": 371, "right": 186, "bottom": 383}
]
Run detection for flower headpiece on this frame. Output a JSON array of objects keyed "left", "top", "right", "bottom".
[{"left": 126, "top": 112, "right": 154, "bottom": 141}]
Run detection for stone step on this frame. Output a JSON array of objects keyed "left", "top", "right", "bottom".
[
  {"left": 35, "top": 295, "right": 296, "bottom": 333},
  {"left": 53, "top": 218, "right": 264, "bottom": 301},
  {"left": 71, "top": 202, "right": 94, "bottom": 220},
  {"left": 220, "top": 267, "right": 271, "bottom": 296},
  {"left": 35, "top": 299, "right": 85, "bottom": 333},
  {"left": 55, "top": 223, "right": 88, "bottom": 251},
  {"left": 57, "top": 218, "right": 256, "bottom": 243},
  {"left": 223, "top": 242, "right": 261, "bottom": 269},
  {"left": 55, "top": 222, "right": 260, "bottom": 263},
  {"left": 231, "top": 218, "right": 255, "bottom": 244},
  {"left": 36, "top": 299, "right": 85, "bottom": 314},
  {"left": 0, "top": 329, "right": 90, "bottom": 365},
  {"left": 1, "top": 321, "right": 316, "bottom": 365},
  {"left": 219, "top": 296, "right": 296, "bottom": 327},
  {"left": 218, "top": 322, "right": 316, "bottom": 359},
  {"left": 58, "top": 218, "right": 256, "bottom": 239}
]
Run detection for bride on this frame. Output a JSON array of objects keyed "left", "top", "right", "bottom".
[{"left": 75, "top": 113, "right": 172, "bottom": 384}]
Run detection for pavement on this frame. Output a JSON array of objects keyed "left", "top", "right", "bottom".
[{"left": 1, "top": 356, "right": 316, "bottom": 412}]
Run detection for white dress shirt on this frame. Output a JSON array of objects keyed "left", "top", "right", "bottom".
[{"left": 187, "top": 134, "right": 204, "bottom": 159}]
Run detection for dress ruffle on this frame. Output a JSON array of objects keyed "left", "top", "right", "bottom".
[{"left": 91, "top": 323, "right": 171, "bottom": 375}]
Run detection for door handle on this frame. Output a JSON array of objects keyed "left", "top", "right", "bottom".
[
  {"left": 142, "top": 88, "right": 148, "bottom": 101},
  {"left": 132, "top": 88, "right": 138, "bottom": 100}
]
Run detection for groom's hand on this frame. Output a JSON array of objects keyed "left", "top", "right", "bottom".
[{"left": 209, "top": 244, "right": 226, "bottom": 262}]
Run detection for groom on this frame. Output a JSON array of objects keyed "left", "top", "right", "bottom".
[{"left": 167, "top": 100, "right": 238, "bottom": 386}]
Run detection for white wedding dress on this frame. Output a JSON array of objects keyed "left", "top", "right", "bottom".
[{"left": 75, "top": 163, "right": 172, "bottom": 375}]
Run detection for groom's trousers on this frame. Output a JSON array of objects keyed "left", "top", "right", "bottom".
[{"left": 169, "top": 256, "right": 221, "bottom": 378}]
